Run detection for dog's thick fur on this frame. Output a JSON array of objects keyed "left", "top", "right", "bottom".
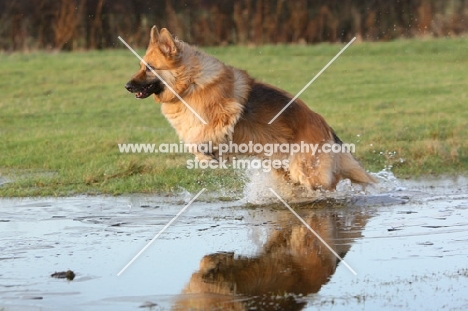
[{"left": 125, "top": 26, "right": 376, "bottom": 191}]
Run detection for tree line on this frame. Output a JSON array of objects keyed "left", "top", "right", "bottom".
[{"left": 1, "top": 0, "right": 467, "bottom": 51}]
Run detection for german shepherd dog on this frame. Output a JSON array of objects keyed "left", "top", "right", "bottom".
[{"left": 125, "top": 26, "right": 376, "bottom": 191}]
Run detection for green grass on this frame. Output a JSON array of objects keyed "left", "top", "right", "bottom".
[{"left": 1, "top": 37, "right": 467, "bottom": 196}]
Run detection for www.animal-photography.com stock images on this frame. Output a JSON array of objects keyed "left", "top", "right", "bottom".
[{"left": 1, "top": 1, "right": 468, "bottom": 310}]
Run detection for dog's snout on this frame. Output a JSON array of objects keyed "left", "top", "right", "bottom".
[{"left": 125, "top": 82, "right": 135, "bottom": 92}]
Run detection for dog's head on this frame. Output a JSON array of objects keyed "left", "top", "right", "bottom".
[{"left": 125, "top": 26, "right": 181, "bottom": 99}]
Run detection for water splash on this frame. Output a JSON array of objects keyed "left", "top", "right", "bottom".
[
  {"left": 240, "top": 168, "right": 403, "bottom": 204},
  {"left": 241, "top": 168, "right": 326, "bottom": 204},
  {"left": 241, "top": 168, "right": 280, "bottom": 204},
  {"left": 370, "top": 169, "right": 404, "bottom": 193}
]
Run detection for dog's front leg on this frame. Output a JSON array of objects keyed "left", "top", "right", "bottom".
[{"left": 193, "top": 142, "right": 218, "bottom": 163}]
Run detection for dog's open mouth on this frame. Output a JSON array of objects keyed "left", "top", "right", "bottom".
[
  {"left": 125, "top": 80, "right": 165, "bottom": 99},
  {"left": 135, "top": 83, "right": 159, "bottom": 99}
]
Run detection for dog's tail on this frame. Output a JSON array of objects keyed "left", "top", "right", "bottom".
[
  {"left": 332, "top": 130, "right": 377, "bottom": 185},
  {"left": 338, "top": 152, "right": 377, "bottom": 185}
]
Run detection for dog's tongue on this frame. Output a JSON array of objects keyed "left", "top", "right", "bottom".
[{"left": 136, "top": 91, "right": 143, "bottom": 98}]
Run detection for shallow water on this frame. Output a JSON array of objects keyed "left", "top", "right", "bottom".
[{"left": 1, "top": 176, "right": 468, "bottom": 310}]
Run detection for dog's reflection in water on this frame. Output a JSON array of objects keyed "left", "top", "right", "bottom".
[{"left": 174, "top": 210, "right": 369, "bottom": 310}]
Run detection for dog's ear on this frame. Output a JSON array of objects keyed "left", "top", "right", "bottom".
[
  {"left": 150, "top": 26, "right": 160, "bottom": 45},
  {"left": 158, "top": 28, "right": 178, "bottom": 57}
]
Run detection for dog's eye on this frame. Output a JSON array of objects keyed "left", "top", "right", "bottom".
[{"left": 145, "top": 65, "right": 154, "bottom": 72}]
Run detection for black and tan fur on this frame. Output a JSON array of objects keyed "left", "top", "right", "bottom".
[{"left": 125, "top": 26, "right": 376, "bottom": 191}]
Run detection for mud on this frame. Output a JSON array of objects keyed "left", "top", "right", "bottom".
[{"left": 1, "top": 176, "right": 467, "bottom": 310}]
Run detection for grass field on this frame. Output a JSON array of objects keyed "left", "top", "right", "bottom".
[{"left": 1, "top": 37, "right": 467, "bottom": 196}]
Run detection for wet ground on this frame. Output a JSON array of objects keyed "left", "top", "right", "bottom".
[{"left": 1, "top": 175, "right": 468, "bottom": 310}]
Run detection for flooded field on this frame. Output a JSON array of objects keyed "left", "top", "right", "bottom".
[{"left": 1, "top": 175, "right": 468, "bottom": 310}]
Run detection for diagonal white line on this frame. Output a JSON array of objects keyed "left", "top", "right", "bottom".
[
  {"left": 117, "top": 188, "right": 206, "bottom": 276},
  {"left": 268, "top": 37, "right": 356, "bottom": 124},
  {"left": 118, "top": 36, "right": 208, "bottom": 125},
  {"left": 268, "top": 188, "right": 357, "bottom": 276}
]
